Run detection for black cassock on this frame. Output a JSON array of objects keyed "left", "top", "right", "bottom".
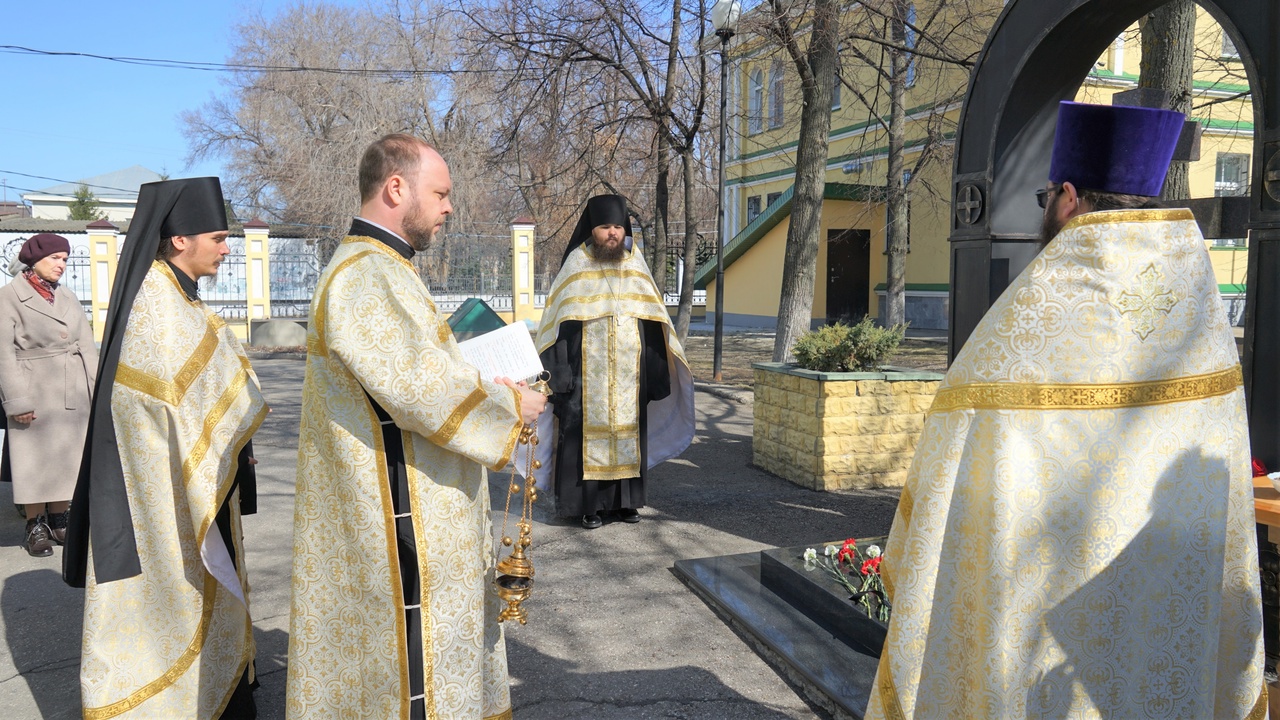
[{"left": 539, "top": 318, "right": 671, "bottom": 517}]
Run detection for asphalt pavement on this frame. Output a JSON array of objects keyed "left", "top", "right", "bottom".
[{"left": 0, "top": 357, "right": 901, "bottom": 719}]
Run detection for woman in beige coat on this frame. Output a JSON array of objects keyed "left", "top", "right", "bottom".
[{"left": 0, "top": 233, "right": 97, "bottom": 556}]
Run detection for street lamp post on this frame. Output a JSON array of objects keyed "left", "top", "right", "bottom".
[{"left": 710, "top": 0, "right": 740, "bottom": 383}]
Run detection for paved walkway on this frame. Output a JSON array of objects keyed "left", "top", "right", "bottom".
[{"left": 0, "top": 358, "right": 900, "bottom": 719}]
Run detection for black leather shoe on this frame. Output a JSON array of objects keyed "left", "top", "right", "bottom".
[
  {"left": 619, "top": 508, "right": 641, "bottom": 523},
  {"left": 24, "top": 516, "right": 53, "bottom": 558},
  {"left": 48, "top": 509, "right": 69, "bottom": 545},
  {"left": 581, "top": 514, "right": 603, "bottom": 529}
]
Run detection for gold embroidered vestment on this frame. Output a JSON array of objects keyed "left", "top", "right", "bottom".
[
  {"left": 866, "top": 210, "right": 1266, "bottom": 719},
  {"left": 80, "top": 262, "right": 267, "bottom": 719},
  {"left": 534, "top": 244, "right": 695, "bottom": 483},
  {"left": 287, "top": 236, "right": 522, "bottom": 719}
]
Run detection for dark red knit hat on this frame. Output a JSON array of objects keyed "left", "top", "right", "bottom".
[{"left": 18, "top": 233, "right": 71, "bottom": 267}]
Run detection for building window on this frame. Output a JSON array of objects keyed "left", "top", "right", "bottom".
[
  {"left": 769, "top": 59, "right": 785, "bottom": 129},
  {"left": 905, "top": 4, "right": 918, "bottom": 88},
  {"left": 1215, "top": 153, "right": 1250, "bottom": 197},
  {"left": 766, "top": 191, "right": 782, "bottom": 208},
  {"left": 748, "top": 69, "right": 764, "bottom": 135},
  {"left": 832, "top": 72, "right": 842, "bottom": 109},
  {"left": 1222, "top": 31, "right": 1240, "bottom": 59},
  {"left": 746, "top": 195, "right": 762, "bottom": 223}
]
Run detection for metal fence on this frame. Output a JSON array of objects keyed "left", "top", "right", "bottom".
[
  {"left": 0, "top": 237, "right": 94, "bottom": 320},
  {"left": 201, "top": 239, "right": 249, "bottom": 321},
  {"left": 271, "top": 248, "right": 323, "bottom": 319},
  {"left": 657, "top": 237, "right": 712, "bottom": 305}
]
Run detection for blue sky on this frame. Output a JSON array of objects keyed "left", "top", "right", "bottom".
[{"left": 0, "top": 1, "right": 335, "bottom": 203}]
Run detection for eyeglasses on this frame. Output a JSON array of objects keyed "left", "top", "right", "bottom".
[{"left": 1035, "top": 185, "right": 1060, "bottom": 209}]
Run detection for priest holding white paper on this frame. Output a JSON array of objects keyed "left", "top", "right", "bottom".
[{"left": 286, "top": 133, "right": 545, "bottom": 720}]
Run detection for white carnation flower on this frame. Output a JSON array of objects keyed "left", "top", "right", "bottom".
[
  {"left": 867, "top": 545, "right": 882, "bottom": 558},
  {"left": 824, "top": 544, "right": 839, "bottom": 557}
]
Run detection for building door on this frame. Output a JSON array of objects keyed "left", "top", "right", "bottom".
[{"left": 826, "top": 229, "right": 871, "bottom": 324}]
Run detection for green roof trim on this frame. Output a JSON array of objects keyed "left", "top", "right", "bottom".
[
  {"left": 1220, "top": 283, "right": 1247, "bottom": 293},
  {"left": 729, "top": 132, "right": 956, "bottom": 187},
  {"left": 736, "top": 101, "right": 952, "bottom": 162},
  {"left": 694, "top": 182, "right": 880, "bottom": 289},
  {"left": 1209, "top": 245, "right": 1248, "bottom": 251},
  {"left": 872, "top": 283, "right": 949, "bottom": 292},
  {"left": 1198, "top": 117, "right": 1253, "bottom": 132},
  {"left": 1088, "top": 69, "right": 1250, "bottom": 95}
]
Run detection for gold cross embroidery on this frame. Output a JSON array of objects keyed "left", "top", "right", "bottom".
[{"left": 1111, "top": 264, "right": 1179, "bottom": 341}]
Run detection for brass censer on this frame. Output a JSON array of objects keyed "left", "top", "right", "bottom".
[{"left": 495, "top": 372, "right": 552, "bottom": 624}]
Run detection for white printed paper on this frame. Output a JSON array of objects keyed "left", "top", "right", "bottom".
[{"left": 457, "top": 322, "right": 545, "bottom": 383}]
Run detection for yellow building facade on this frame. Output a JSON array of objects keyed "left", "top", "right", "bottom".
[{"left": 698, "top": 4, "right": 1254, "bottom": 330}]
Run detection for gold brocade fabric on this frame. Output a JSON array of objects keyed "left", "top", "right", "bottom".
[
  {"left": 287, "top": 236, "right": 522, "bottom": 720},
  {"left": 81, "top": 262, "right": 267, "bottom": 720},
  {"left": 866, "top": 210, "right": 1266, "bottom": 719},
  {"left": 582, "top": 316, "right": 642, "bottom": 479},
  {"left": 536, "top": 244, "right": 695, "bottom": 479}
]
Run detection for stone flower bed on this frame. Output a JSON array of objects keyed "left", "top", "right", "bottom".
[{"left": 752, "top": 362, "right": 943, "bottom": 491}]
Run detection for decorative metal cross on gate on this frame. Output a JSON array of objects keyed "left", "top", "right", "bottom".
[{"left": 955, "top": 184, "right": 983, "bottom": 225}]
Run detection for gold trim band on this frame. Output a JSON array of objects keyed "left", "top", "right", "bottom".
[
  {"left": 1060, "top": 207, "right": 1194, "bottom": 232},
  {"left": 309, "top": 249, "right": 376, "bottom": 357},
  {"left": 115, "top": 325, "right": 220, "bottom": 406},
  {"left": 84, "top": 575, "right": 218, "bottom": 719},
  {"left": 428, "top": 385, "right": 488, "bottom": 446},
  {"left": 929, "top": 366, "right": 1242, "bottom": 414},
  {"left": 1247, "top": 685, "right": 1268, "bottom": 720}
]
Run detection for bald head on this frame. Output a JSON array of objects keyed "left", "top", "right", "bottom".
[{"left": 357, "top": 134, "right": 452, "bottom": 251}]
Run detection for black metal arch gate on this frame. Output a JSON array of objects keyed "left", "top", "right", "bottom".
[{"left": 947, "top": 0, "right": 1280, "bottom": 466}]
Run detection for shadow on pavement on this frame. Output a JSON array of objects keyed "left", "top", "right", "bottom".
[
  {"left": 2, "top": 569, "right": 83, "bottom": 719},
  {"left": 507, "top": 636, "right": 807, "bottom": 719},
  {"left": 646, "top": 392, "right": 901, "bottom": 550}
]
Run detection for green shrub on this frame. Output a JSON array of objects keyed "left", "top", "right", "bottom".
[{"left": 791, "top": 317, "right": 907, "bottom": 372}]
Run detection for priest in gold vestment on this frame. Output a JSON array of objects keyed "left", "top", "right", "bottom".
[
  {"left": 534, "top": 195, "right": 695, "bottom": 529},
  {"left": 64, "top": 177, "right": 268, "bottom": 719},
  {"left": 867, "top": 102, "right": 1266, "bottom": 719},
  {"left": 286, "top": 134, "right": 546, "bottom": 720}
]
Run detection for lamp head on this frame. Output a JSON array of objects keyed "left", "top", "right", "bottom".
[{"left": 711, "top": 0, "right": 740, "bottom": 36}]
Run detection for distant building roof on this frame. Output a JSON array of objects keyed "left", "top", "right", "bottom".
[
  {"left": 0, "top": 201, "right": 29, "bottom": 218},
  {"left": 0, "top": 218, "right": 115, "bottom": 234},
  {"left": 0, "top": 215, "right": 316, "bottom": 238},
  {"left": 26, "top": 166, "right": 164, "bottom": 200}
]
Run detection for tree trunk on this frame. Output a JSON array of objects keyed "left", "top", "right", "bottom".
[
  {"left": 883, "top": 3, "right": 911, "bottom": 328},
  {"left": 1140, "top": 0, "right": 1195, "bottom": 201},
  {"left": 675, "top": 150, "right": 698, "bottom": 341},
  {"left": 772, "top": 0, "right": 839, "bottom": 362},
  {"left": 651, "top": 133, "right": 671, "bottom": 294}
]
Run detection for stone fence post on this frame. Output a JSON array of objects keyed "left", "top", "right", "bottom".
[
  {"left": 243, "top": 219, "right": 271, "bottom": 343},
  {"left": 86, "top": 219, "right": 119, "bottom": 342},
  {"left": 511, "top": 217, "right": 538, "bottom": 326}
]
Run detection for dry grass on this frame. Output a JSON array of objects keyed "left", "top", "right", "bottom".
[{"left": 681, "top": 332, "right": 949, "bottom": 388}]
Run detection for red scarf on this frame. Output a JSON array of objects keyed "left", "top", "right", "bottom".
[{"left": 22, "top": 269, "right": 57, "bottom": 305}]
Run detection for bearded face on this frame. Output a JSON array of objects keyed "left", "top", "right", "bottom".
[{"left": 590, "top": 224, "right": 626, "bottom": 262}]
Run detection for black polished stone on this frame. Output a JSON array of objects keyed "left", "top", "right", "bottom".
[
  {"left": 759, "top": 543, "right": 888, "bottom": 658},
  {"left": 674, "top": 551, "right": 880, "bottom": 718}
]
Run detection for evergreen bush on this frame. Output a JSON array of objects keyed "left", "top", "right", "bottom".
[{"left": 791, "top": 317, "right": 906, "bottom": 372}]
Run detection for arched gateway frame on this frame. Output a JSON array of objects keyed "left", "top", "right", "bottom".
[{"left": 949, "top": 0, "right": 1280, "bottom": 466}]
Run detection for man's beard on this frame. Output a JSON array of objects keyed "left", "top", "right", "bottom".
[
  {"left": 593, "top": 239, "right": 626, "bottom": 262},
  {"left": 1039, "top": 204, "right": 1064, "bottom": 248},
  {"left": 403, "top": 197, "right": 436, "bottom": 252}
]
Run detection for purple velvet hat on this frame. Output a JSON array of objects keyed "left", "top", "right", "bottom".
[
  {"left": 18, "top": 233, "right": 71, "bottom": 266},
  {"left": 1048, "top": 101, "right": 1186, "bottom": 197}
]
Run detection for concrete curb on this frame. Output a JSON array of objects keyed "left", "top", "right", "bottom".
[
  {"left": 246, "top": 350, "right": 306, "bottom": 360},
  {"left": 695, "top": 382, "right": 753, "bottom": 404}
]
